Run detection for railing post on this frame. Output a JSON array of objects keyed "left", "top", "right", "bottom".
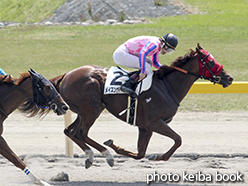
[{"left": 64, "top": 109, "right": 73, "bottom": 157}]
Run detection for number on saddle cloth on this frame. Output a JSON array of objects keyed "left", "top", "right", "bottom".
[{"left": 104, "top": 66, "right": 153, "bottom": 96}]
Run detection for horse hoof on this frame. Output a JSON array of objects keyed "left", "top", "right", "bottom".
[
  {"left": 104, "top": 139, "right": 113, "bottom": 146},
  {"left": 85, "top": 159, "right": 93, "bottom": 169},
  {"left": 40, "top": 180, "right": 51, "bottom": 186},
  {"left": 148, "top": 154, "right": 158, "bottom": 161},
  {"left": 107, "top": 158, "right": 114, "bottom": 167}
]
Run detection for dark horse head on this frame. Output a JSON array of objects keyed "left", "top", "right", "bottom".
[
  {"left": 18, "top": 69, "right": 69, "bottom": 117},
  {"left": 195, "top": 44, "right": 233, "bottom": 87}
]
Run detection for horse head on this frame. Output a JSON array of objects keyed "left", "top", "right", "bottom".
[
  {"left": 196, "top": 43, "right": 233, "bottom": 88},
  {"left": 28, "top": 68, "right": 69, "bottom": 115}
]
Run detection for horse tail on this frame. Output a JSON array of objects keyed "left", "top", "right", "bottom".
[{"left": 49, "top": 74, "right": 66, "bottom": 93}]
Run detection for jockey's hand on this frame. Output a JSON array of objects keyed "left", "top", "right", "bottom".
[{"left": 138, "top": 73, "right": 147, "bottom": 82}]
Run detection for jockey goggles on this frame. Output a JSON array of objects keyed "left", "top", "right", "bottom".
[{"left": 163, "top": 43, "right": 174, "bottom": 55}]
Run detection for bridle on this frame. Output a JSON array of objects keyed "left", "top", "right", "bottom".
[
  {"left": 0, "top": 73, "right": 60, "bottom": 118},
  {"left": 172, "top": 52, "right": 222, "bottom": 84},
  {"left": 30, "top": 76, "right": 60, "bottom": 109}
]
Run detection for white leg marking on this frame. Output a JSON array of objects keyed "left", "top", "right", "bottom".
[
  {"left": 102, "top": 149, "right": 114, "bottom": 167},
  {"left": 85, "top": 149, "right": 94, "bottom": 169},
  {"left": 24, "top": 167, "right": 51, "bottom": 186},
  {"left": 85, "top": 149, "right": 94, "bottom": 163}
]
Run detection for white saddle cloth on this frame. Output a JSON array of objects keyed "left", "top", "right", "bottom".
[{"left": 104, "top": 66, "right": 153, "bottom": 96}]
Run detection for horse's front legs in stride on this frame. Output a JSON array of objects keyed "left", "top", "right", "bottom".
[
  {"left": 0, "top": 135, "right": 51, "bottom": 186},
  {"left": 104, "top": 128, "right": 153, "bottom": 160},
  {"left": 104, "top": 119, "right": 181, "bottom": 161},
  {"left": 148, "top": 119, "right": 182, "bottom": 161},
  {"left": 64, "top": 115, "right": 114, "bottom": 169}
]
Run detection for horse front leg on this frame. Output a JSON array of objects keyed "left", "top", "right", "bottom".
[
  {"left": 104, "top": 128, "right": 152, "bottom": 160},
  {"left": 64, "top": 115, "right": 94, "bottom": 169},
  {"left": 0, "top": 122, "right": 51, "bottom": 186},
  {"left": 148, "top": 119, "right": 182, "bottom": 161}
]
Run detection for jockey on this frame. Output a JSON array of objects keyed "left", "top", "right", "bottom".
[
  {"left": 113, "top": 33, "right": 178, "bottom": 98},
  {"left": 0, "top": 68, "right": 6, "bottom": 76}
]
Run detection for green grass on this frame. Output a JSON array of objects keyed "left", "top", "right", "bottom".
[
  {"left": 0, "top": 0, "right": 247, "bottom": 111},
  {"left": 0, "top": 0, "right": 66, "bottom": 22}
]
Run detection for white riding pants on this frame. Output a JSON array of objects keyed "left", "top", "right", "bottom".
[{"left": 113, "top": 44, "right": 152, "bottom": 73}]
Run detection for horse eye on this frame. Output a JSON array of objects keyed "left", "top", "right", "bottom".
[{"left": 45, "top": 85, "right": 52, "bottom": 91}]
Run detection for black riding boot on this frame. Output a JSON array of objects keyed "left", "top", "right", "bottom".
[{"left": 120, "top": 71, "right": 140, "bottom": 98}]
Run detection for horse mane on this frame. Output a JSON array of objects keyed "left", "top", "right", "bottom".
[
  {"left": 15, "top": 72, "right": 31, "bottom": 85},
  {"left": 0, "top": 72, "right": 32, "bottom": 85},
  {"left": 156, "top": 49, "right": 196, "bottom": 79}
]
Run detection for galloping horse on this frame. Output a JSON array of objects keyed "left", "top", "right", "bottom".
[
  {"left": 50, "top": 44, "right": 233, "bottom": 169},
  {"left": 0, "top": 69, "right": 68, "bottom": 186}
]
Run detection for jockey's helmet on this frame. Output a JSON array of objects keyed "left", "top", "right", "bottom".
[{"left": 161, "top": 33, "right": 178, "bottom": 50}]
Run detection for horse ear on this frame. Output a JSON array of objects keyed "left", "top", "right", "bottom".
[
  {"left": 196, "top": 43, "right": 205, "bottom": 55},
  {"left": 28, "top": 68, "right": 39, "bottom": 80},
  {"left": 30, "top": 68, "right": 36, "bottom": 73},
  {"left": 196, "top": 45, "right": 204, "bottom": 56},
  {"left": 197, "top": 43, "right": 203, "bottom": 50}
]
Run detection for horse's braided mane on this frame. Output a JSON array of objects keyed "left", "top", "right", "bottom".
[{"left": 156, "top": 49, "right": 196, "bottom": 79}]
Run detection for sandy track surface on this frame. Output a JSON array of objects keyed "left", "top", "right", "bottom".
[{"left": 0, "top": 111, "right": 247, "bottom": 186}]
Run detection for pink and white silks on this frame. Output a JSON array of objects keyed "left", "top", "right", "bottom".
[{"left": 113, "top": 36, "right": 163, "bottom": 74}]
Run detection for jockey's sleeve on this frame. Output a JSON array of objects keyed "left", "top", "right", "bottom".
[
  {"left": 0, "top": 68, "right": 6, "bottom": 75},
  {"left": 139, "top": 42, "right": 157, "bottom": 74},
  {"left": 151, "top": 52, "right": 162, "bottom": 69}
]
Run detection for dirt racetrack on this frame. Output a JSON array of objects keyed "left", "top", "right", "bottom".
[{"left": 0, "top": 111, "right": 247, "bottom": 186}]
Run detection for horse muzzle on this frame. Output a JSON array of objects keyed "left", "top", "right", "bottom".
[
  {"left": 222, "top": 76, "right": 233, "bottom": 88},
  {"left": 51, "top": 102, "right": 69, "bottom": 115}
]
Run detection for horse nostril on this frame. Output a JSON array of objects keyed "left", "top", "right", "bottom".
[
  {"left": 51, "top": 103, "right": 57, "bottom": 110},
  {"left": 63, "top": 105, "right": 69, "bottom": 111},
  {"left": 228, "top": 76, "right": 233, "bottom": 82}
]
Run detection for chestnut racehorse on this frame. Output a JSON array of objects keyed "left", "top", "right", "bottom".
[
  {"left": 50, "top": 44, "right": 233, "bottom": 169},
  {"left": 0, "top": 69, "right": 68, "bottom": 186}
]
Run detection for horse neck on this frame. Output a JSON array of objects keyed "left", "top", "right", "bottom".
[
  {"left": 0, "top": 78, "right": 33, "bottom": 117},
  {"left": 166, "top": 55, "right": 199, "bottom": 103}
]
